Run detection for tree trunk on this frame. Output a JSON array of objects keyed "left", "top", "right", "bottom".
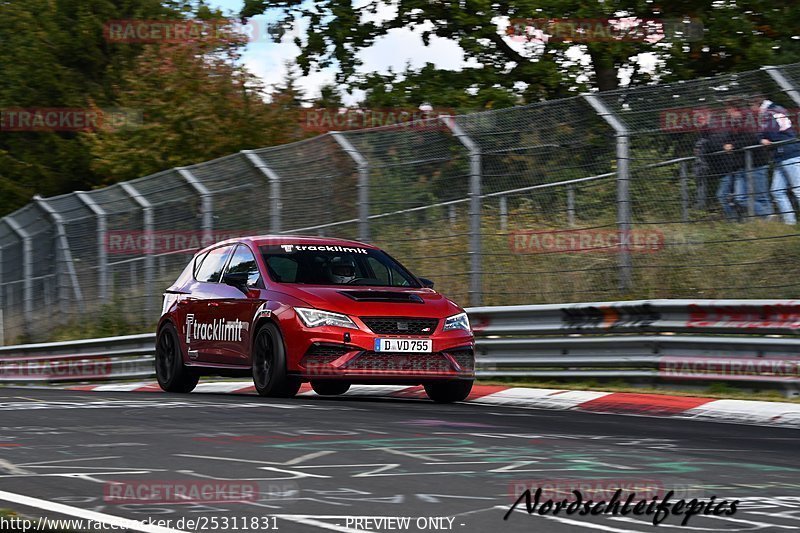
[{"left": 590, "top": 49, "right": 619, "bottom": 92}]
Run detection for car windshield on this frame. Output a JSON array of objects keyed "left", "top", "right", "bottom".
[{"left": 260, "top": 244, "right": 421, "bottom": 287}]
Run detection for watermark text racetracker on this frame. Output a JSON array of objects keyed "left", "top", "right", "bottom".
[
  {"left": 0, "top": 357, "right": 111, "bottom": 380},
  {"left": 505, "top": 17, "right": 703, "bottom": 43},
  {"left": 103, "top": 18, "right": 301, "bottom": 44},
  {"left": 660, "top": 356, "right": 800, "bottom": 381},
  {"left": 661, "top": 106, "right": 800, "bottom": 133},
  {"left": 508, "top": 478, "right": 702, "bottom": 501},
  {"left": 298, "top": 107, "right": 454, "bottom": 133},
  {"left": 104, "top": 230, "right": 254, "bottom": 255},
  {"left": 103, "top": 480, "right": 262, "bottom": 504},
  {"left": 510, "top": 229, "right": 664, "bottom": 254},
  {"left": 0, "top": 108, "right": 142, "bottom": 132}
]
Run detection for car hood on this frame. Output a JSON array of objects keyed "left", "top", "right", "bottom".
[{"left": 283, "top": 285, "right": 461, "bottom": 318}]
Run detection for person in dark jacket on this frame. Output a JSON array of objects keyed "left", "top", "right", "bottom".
[
  {"left": 754, "top": 98, "right": 800, "bottom": 224},
  {"left": 693, "top": 132, "right": 716, "bottom": 211},
  {"left": 712, "top": 106, "right": 774, "bottom": 220}
]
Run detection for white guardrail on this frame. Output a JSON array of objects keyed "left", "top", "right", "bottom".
[{"left": 0, "top": 300, "right": 798, "bottom": 390}]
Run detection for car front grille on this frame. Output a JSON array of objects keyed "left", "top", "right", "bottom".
[
  {"left": 301, "top": 344, "right": 351, "bottom": 367},
  {"left": 361, "top": 317, "right": 439, "bottom": 336},
  {"left": 447, "top": 349, "right": 475, "bottom": 371},
  {"left": 346, "top": 352, "right": 453, "bottom": 372}
]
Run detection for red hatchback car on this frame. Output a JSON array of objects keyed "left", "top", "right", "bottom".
[{"left": 156, "top": 236, "right": 475, "bottom": 402}]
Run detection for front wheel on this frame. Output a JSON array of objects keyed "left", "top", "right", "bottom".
[
  {"left": 252, "top": 323, "right": 301, "bottom": 398},
  {"left": 424, "top": 380, "right": 473, "bottom": 403},
  {"left": 155, "top": 323, "right": 199, "bottom": 393},
  {"left": 311, "top": 381, "right": 350, "bottom": 396}
]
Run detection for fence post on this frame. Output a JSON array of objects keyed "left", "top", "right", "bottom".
[
  {"left": 499, "top": 196, "right": 508, "bottom": 231},
  {"left": 242, "top": 150, "right": 282, "bottom": 234},
  {"left": 76, "top": 192, "right": 108, "bottom": 302},
  {"left": 330, "top": 132, "right": 370, "bottom": 243},
  {"left": 33, "top": 195, "right": 84, "bottom": 316},
  {"left": 763, "top": 66, "right": 800, "bottom": 106},
  {"left": 583, "top": 94, "right": 632, "bottom": 291},
  {"left": 4, "top": 216, "right": 33, "bottom": 333},
  {"left": 177, "top": 167, "right": 214, "bottom": 244},
  {"left": 120, "top": 182, "right": 155, "bottom": 321},
  {"left": 440, "top": 116, "right": 482, "bottom": 306},
  {"left": 679, "top": 161, "right": 689, "bottom": 222},
  {"left": 744, "top": 149, "right": 755, "bottom": 218},
  {"left": 567, "top": 185, "right": 576, "bottom": 226}
]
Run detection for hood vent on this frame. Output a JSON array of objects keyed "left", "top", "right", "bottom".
[{"left": 338, "top": 290, "right": 424, "bottom": 303}]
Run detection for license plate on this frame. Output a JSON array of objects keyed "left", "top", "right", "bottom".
[{"left": 374, "top": 338, "right": 432, "bottom": 353}]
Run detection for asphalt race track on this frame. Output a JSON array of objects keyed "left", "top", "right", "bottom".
[{"left": 0, "top": 387, "right": 798, "bottom": 532}]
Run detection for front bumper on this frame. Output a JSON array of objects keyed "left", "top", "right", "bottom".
[{"left": 283, "top": 317, "right": 475, "bottom": 381}]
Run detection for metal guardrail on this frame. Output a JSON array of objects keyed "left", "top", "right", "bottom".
[
  {"left": 471, "top": 299, "right": 800, "bottom": 393},
  {"left": 0, "top": 334, "right": 155, "bottom": 382},
  {"left": 0, "top": 300, "right": 797, "bottom": 390},
  {"left": 469, "top": 298, "right": 800, "bottom": 335}
]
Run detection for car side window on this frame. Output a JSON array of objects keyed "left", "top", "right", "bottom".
[
  {"left": 195, "top": 245, "right": 233, "bottom": 283},
  {"left": 225, "top": 245, "right": 261, "bottom": 286},
  {"left": 366, "top": 256, "right": 391, "bottom": 285},
  {"left": 267, "top": 256, "right": 298, "bottom": 283}
]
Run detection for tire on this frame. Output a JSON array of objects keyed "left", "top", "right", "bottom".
[
  {"left": 311, "top": 381, "right": 351, "bottom": 396},
  {"left": 155, "top": 322, "right": 199, "bottom": 393},
  {"left": 424, "top": 380, "right": 473, "bottom": 403},
  {"left": 252, "top": 323, "right": 301, "bottom": 398}
]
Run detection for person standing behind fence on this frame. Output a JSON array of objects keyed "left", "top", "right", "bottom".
[
  {"left": 710, "top": 107, "right": 745, "bottom": 221},
  {"left": 693, "top": 132, "right": 715, "bottom": 211},
  {"left": 735, "top": 128, "right": 774, "bottom": 220},
  {"left": 712, "top": 105, "right": 773, "bottom": 221},
  {"left": 754, "top": 97, "right": 800, "bottom": 224}
]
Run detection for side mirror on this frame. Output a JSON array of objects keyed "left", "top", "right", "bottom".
[
  {"left": 419, "top": 277, "right": 435, "bottom": 289},
  {"left": 222, "top": 271, "right": 251, "bottom": 293}
]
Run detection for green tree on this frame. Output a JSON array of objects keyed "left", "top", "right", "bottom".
[
  {"left": 0, "top": 0, "right": 189, "bottom": 214},
  {"left": 313, "top": 83, "right": 344, "bottom": 109},
  {"left": 242, "top": 0, "right": 800, "bottom": 106},
  {"left": 86, "top": 27, "right": 302, "bottom": 182}
]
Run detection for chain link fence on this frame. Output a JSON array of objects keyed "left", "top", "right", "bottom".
[{"left": 3, "top": 63, "right": 800, "bottom": 343}]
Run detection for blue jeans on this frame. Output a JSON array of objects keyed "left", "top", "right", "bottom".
[
  {"left": 717, "top": 171, "right": 746, "bottom": 221},
  {"left": 771, "top": 155, "right": 800, "bottom": 224},
  {"left": 734, "top": 166, "right": 774, "bottom": 218},
  {"left": 718, "top": 168, "right": 774, "bottom": 220}
]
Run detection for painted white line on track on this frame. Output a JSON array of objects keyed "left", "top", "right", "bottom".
[
  {"left": 0, "top": 489, "right": 188, "bottom": 533},
  {"left": 92, "top": 383, "right": 152, "bottom": 391},
  {"left": 193, "top": 382, "right": 252, "bottom": 393},
  {"left": 0, "top": 459, "right": 32, "bottom": 475},
  {"left": 473, "top": 388, "right": 611, "bottom": 409}
]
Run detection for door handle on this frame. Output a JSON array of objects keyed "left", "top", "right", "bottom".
[{"left": 208, "top": 302, "right": 220, "bottom": 307}]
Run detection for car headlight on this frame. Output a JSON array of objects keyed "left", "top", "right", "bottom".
[
  {"left": 443, "top": 312, "right": 471, "bottom": 332},
  {"left": 295, "top": 307, "right": 359, "bottom": 330}
]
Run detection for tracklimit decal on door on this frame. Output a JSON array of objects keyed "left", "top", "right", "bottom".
[{"left": 185, "top": 314, "right": 247, "bottom": 344}]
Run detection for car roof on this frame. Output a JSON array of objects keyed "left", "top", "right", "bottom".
[{"left": 197, "top": 234, "right": 378, "bottom": 254}]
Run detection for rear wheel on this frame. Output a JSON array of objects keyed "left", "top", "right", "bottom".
[
  {"left": 155, "top": 323, "right": 199, "bottom": 393},
  {"left": 252, "top": 323, "right": 301, "bottom": 398},
  {"left": 424, "top": 380, "right": 473, "bottom": 403},
  {"left": 311, "top": 381, "right": 351, "bottom": 396}
]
